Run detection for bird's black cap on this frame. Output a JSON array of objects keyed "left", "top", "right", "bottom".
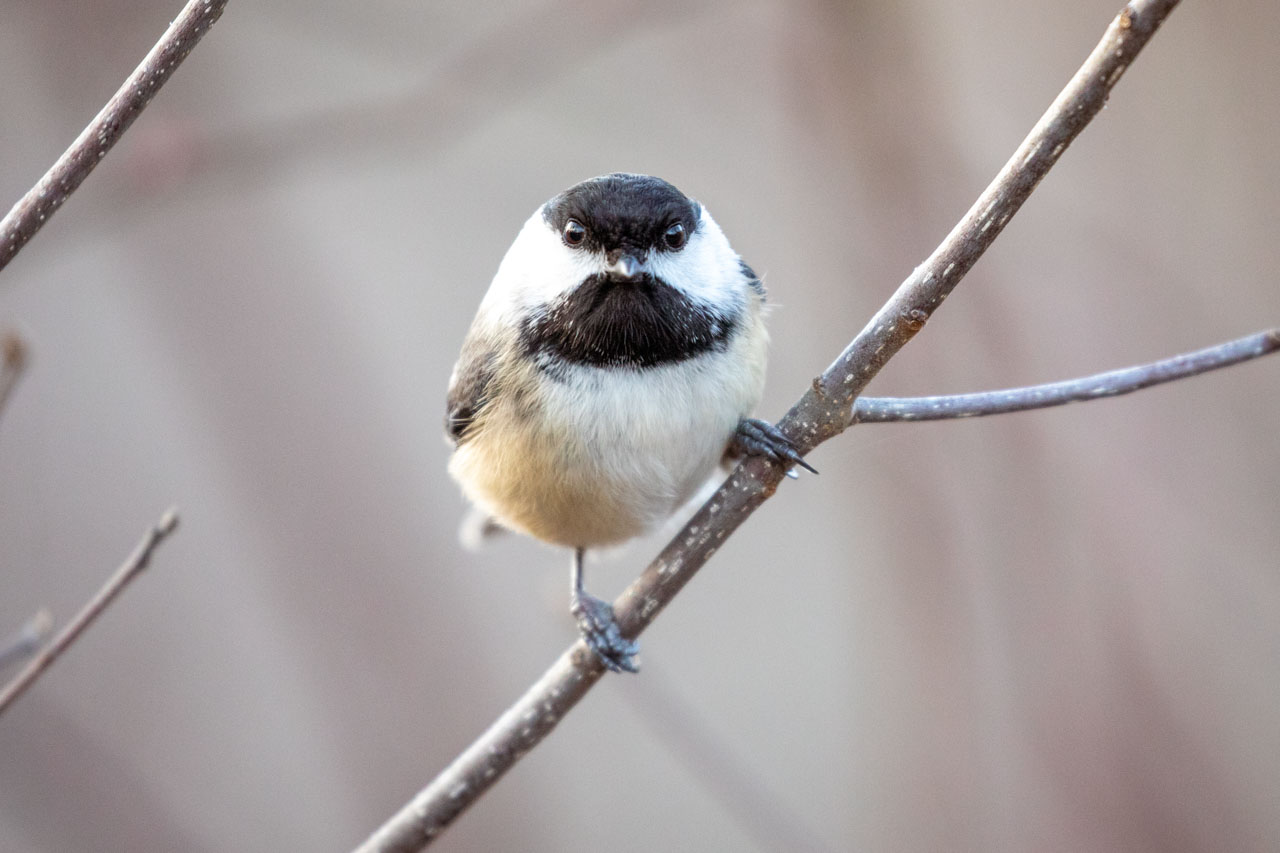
[{"left": 542, "top": 173, "right": 701, "bottom": 255}]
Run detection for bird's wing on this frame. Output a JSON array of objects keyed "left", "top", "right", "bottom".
[{"left": 445, "top": 334, "right": 497, "bottom": 446}]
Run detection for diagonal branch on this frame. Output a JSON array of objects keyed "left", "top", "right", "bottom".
[
  {"left": 356, "top": 2, "right": 1189, "bottom": 850},
  {"left": 0, "top": 509, "right": 180, "bottom": 717},
  {"left": 0, "top": 0, "right": 229, "bottom": 276},
  {"left": 854, "top": 329, "right": 1280, "bottom": 423}
]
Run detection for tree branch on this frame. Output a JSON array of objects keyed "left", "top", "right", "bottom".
[
  {"left": 0, "top": 332, "right": 28, "bottom": 424},
  {"left": 0, "top": 0, "right": 229, "bottom": 276},
  {"left": 356, "top": 2, "right": 1188, "bottom": 849},
  {"left": 854, "top": 329, "right": 1280, "bottom": 423},
  {"left": 0, "top": 509, "right": 180, "bottom": 717}
]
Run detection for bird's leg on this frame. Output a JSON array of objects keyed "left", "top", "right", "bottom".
[
  {"left": 570, "top": 547, "right": 639, "bottom": 673},
  {"left": 730, "top": 418, "right": 818, "bottom": 475}
]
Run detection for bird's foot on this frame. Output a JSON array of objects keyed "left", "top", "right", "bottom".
[
  {"left": 732, "top": 418, "right": 818, "bottom": 475},
  {"left": 571, "top": 592, "right": 640, "bottom": 673}
]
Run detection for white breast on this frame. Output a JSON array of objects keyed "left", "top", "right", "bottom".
[{"left": 449, "top": 310, "right": 767, "bottom": 549}]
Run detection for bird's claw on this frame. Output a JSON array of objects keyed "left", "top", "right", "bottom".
[
  {"left": 571, "top": 592, "right": 640, "bottom": 673},
  {"left": 733, "top": 418, "right": 818, "bottom": 475}
]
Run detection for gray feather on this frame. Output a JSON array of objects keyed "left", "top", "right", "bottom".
[{"left": 445, "top": 338, "right": 497, "bottom": 445}]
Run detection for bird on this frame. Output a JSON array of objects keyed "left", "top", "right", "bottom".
[{"left": 445, "top": 173, "right": 813, "bottom": 673}]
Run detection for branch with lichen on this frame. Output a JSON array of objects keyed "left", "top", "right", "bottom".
[
  {"left": 0, "top": 0, "right": 229, "bottom": 276},
  {"left": 0, "top": 0, "right": 217, "bottom": 719},
  {"left": 353, "top": 2, "right": 1224, "bottom": 851},
  {"left": 853, "top": 329, "right": 1280, "bottom": 423}
]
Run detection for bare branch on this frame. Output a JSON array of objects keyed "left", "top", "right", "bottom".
[
  {"left": 0, "top": 0, "right": 229, "bottom": 276},
  {"left": 0, "top": 509, "right": 180, "bottom": 717},
  {"left": 0, "top": 610, "right": 53, "bottom": 673},
  {"left": 0, "top": 332, "right": 28, "bottom": 424},
  {"left": 356, "top": 2, "right": 1186, "bottom": 850},
  {"left": 854, "top": 329, "right": 1280, "bottom": 423}
]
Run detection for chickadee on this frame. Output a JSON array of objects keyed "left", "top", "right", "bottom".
[{"left": 445, "top": 173, "right": 813, "bottom": 673}]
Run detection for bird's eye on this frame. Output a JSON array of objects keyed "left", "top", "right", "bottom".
[
  {"left": 663, "top": 222, "right": 686, "bottom": 250},
  {"left": 563, "top": 219, "right": 587, "bottom": 247}
]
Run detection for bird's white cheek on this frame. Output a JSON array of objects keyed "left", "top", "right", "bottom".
[
  {"left": 480, "top": 212, "right": 599, "bottom": 327},
  {"left": 647, "top": 216, "right": 743, "bottom": 307}
]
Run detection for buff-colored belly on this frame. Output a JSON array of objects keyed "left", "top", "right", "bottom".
[
  {"left": 449, "top": 398, "right": 734, "bottom": 548},
  {"left": 449, "top": 311, "right": 768, "bottom": 549},
  {"left": 451, "top": 364, "right": 762, "bottom": 547}
]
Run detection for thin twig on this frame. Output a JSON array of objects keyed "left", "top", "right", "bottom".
[
  {"left": 0, "top": 509, "right": 180, "bottom": 717},
  {"left": 854, "top": 329, "right": 1280, "bottom": 423},
  {"left": 0, "top": 332, "right": 28, "bottom": 424},
  {"left": 0, "top": 0, "right": 229, "bottom": 276},
  {"left": 0, "top": 609, "right": 54, "bottom": 673},
  {"left": 356, "top": 2, "right": 1184, "bottom": 850}
]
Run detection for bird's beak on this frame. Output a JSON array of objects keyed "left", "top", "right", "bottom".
[{"left": 605, "top": 253, "right": 648, "bottom": 282}]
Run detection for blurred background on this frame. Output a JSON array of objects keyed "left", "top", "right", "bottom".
[{"left": 1, "top": 1, "right": 1278, "bottom": 850}]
